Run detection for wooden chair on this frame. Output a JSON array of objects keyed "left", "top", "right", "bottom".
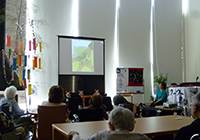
[
  {"left": 33, "top": 105, "right": 66, "bottom": 140},
  {"left": 82, "top": 95, "right": 92, "bottom": 107},
  {"left": 121, "top": 94, "right": 133, "bottom": 103},
  {"left": 103, "top": 97, "right": 113, "bottom": 111}
]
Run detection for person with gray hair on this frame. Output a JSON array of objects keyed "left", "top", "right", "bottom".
[
  {"left": 174, "top": 93, "right": 200, "bottom": 140},
  {"left": 67, "top": 107, "right": 150, "bottom": 140},
  {"left": 0, "top": 86, "right": 24, "bottom": 117}
]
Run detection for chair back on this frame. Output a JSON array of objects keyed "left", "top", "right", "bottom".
[
  {"left": 68, "top": 97, "right": 83, "bottom": 119},
  {"left": 79, "top": 108, "right": 104, "bottom": 122},
  {"left": 38, "top": 105, "right": 66, "bottom": 140},
  {"left": 0, "top": 103, "right": 13, "bottom": 120},
  {"left": 103, "top": 97, "right": 113, "bottom": 111}
]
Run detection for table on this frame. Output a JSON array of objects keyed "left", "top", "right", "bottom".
[
  {"left": 155, "top": 105, "right": 183, "bottom": 114},
  {"left": 52, "top": 115, "right": 194, "bottom": 140}
]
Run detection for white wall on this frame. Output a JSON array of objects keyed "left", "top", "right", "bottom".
[
  {"left": 153, "top": 0, "right": 183, "bottom": 85},
  {"left": 26, "top": 0, "right": 75, "bottom": 105},
  {"left": 118, "top": 1, "right": 151, "bottom": 101},
  {"left": 28, "top": 0, "right": 183, "bottom": 105},
  {"left": 185, "top": 0, "right": 200, "bottom": 82}
]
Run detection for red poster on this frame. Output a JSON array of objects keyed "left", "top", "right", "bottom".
[{"left": 128, "top": 68, "right": 144, "bottom": 86}]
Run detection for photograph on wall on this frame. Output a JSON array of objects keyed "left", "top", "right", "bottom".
[
  {"left": 128, "top": 68, "right": 144, "bottom": 86},
  {"left": 72, "top": 40, "right": 94, "bottom": 72}
]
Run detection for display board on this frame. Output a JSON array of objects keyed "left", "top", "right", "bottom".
[{"left": 116, "top": 67, "right": 144, "bottom": 92}]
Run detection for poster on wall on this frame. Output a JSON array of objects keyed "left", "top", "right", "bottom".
[
  {"left": 116, "top": 68, "right": 128, "bottom": 91},
  {"left": 116, "top": 67, "right": 144, "bottom": 92},
  {"left": 128, "top": 68, "right": 144, "bottom": 86}
]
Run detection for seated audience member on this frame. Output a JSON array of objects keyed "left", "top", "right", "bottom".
[
  {"left": 0, "top": 111, "right": 26, "bottom": 138},
  {"left": 113, "top": 94, "right": 134, "bottom": 111},
  {"left": 174, "top": 93, "right": 200, "bottom": 140},
  {"left": 42, "top": 85, "right": 65, "bottom": 105},
  {"left": 84, "top": 92, "right": 108, "bottom": 120},
  {"left": 151, "top": 82, "right": 168, "bottom": 107},
  {"left": 68, "top": 107, "right": 151, "bottom": 140},
  {"left": 0, "top": 86, "right": 24, "bottom": 117}
]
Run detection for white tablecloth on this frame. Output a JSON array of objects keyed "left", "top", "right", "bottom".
[{"left": 168, "top": 87, "right": 200, "bottom": 107}]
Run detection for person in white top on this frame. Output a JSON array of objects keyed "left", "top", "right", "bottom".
[{"left": 67, "top": 107, "right": 151, "bottom": 140}]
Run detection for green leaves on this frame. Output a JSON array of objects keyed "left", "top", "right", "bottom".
[{"left": 154, "top": 73, "right": 168, "bottom": 86}]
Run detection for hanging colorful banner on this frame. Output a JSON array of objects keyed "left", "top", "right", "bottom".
[
  {"left": 7, "top": 35, "right": 11, "bottom": 46},
  {"left": 33, "top": 38, "right": 36, "bottom": 50},
  {"left": 17, "top": 52, "right": 19, "bottom": 65},
  {"left": 19, "top": 55, "right": 21, "bottom": 66},
  {"left": 28, "top": 84, "right": 32, "bottom": 95},
  {"left": 20, "top": 42, "right": 23, "bottom": 53},
  {"left": 24, "top": 55, "right": 27, "bottom": 66},
  {"left": 9, "top": 49, "right": 11, "bottom": 59},
  {"left": 19, "top": 74, "right": 22, "bottom": 86},
  {"left": 33, "top": 59, "right": 35, "bottom": 70},
  {"left": 34, "top": 57, "right": 37, "bottom": 68},
  {"left": 21, "top": 55, "right": 23, "bottom": 66},
  {"left": 22, "top": 69, "right": 25, "bottom": 80},
  {"left": 9, "top": 55, "right": 12, "bottom": 67},
  {"left": 29, "top": 40, "right": 31, "bottom": 51},
  {"left": 24, "top": 78, "right": 27, "bottom": 89},
  {"left": 39, "top": 58, "right": 41, "bottom": 69},
  {"left": 11, "top": 70, "right": 14, "bottom": 81},
  {"left": 39, "top": 42, "right": 42, "bottom": 52},
  {"left": 27, "top": 69, "right": 30, "bottom": 83},
  {"left": 15, "top": 41, "right": 18, "bottom": 52},
  {"left": 13, "top": 58, "right": 17, "bottom": 70}
]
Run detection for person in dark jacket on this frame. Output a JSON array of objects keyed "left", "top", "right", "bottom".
[
  {"left": 174, "top": 93, "right": 200, "bottom": 140},
  {"left": 113, "top": 94, "right": 134, "bottom": 111}
]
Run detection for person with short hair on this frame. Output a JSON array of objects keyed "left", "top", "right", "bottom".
[
  {"left": 88, "top": 92, "right": 103, "bottom": 108},
  {"left": 84, "top": 92, "right": 108, "bottom": 120},
  {"left": 113, "top": 94, "right": 134, "bottom": 111},
  {"left": 174, "top": 93, "right": 200, "bottom": 140},
  {"left": 68, "top": 107, "right": 150, "bottom": 140},
  {"left": 42, "top": 85, "right": 65, "bottom": 105},
  {"left": 0, "top": 86, "right": 24, "bottom": 117},
  {"left": 151, "top": 82, "right": 168, "bottom": 107}
]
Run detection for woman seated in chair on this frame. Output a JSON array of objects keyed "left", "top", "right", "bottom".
[
  {"left": 0, "top": 86, "right": 24, "bottom": 117},
  {"left": 42, "top": 85, "right": 65, "bottom": 106},
  {"left": 83, "top": 92, "right": 108, "bottom": 120},
  {"left": 151, "top": 82, "right": 168, "bottom": 107},
  {"left": 174, "top": 93, "right": 200, "bottom": 140},
  {"left": 113, "top": 94, "right": 134, "bottom": 111},
  {"left": 68, "top": 107, "right": 150, "bottom": 140}
]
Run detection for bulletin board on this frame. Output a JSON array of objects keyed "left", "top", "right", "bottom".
[{"left": 116, "top": 67, "right": 144, "bottom": 92}]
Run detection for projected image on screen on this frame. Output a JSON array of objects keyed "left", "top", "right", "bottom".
[{"left": 72, "top": 40, "right": 94, "bottom": 72}]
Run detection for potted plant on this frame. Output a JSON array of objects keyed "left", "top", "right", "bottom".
[{"left": 154, "top": 73, "right": 168, "bottom": 94}]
